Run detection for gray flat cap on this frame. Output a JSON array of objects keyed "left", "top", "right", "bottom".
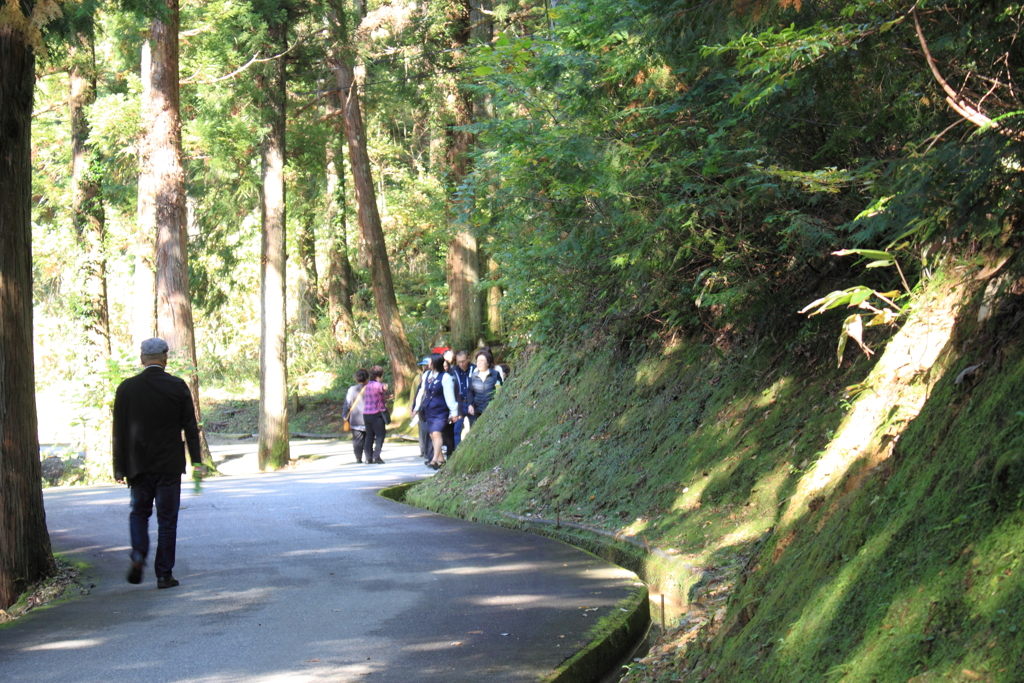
[{"left": 140, "top": 338, "right": 169, "bottom": 355}]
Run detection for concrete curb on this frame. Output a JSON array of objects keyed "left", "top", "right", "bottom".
[
  {"left": 542, "top": 585, "right": 650, "bottom": 683},
  {"left": 378, "top": 480, "right": 419, "bottom": 502},
  {"left": 378, "top": 481, "right": 653, "bottom": 682}
]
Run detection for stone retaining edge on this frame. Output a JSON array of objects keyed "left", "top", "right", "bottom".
[{"left": 541, "top": 585, "right": 650, "bottom": 683}]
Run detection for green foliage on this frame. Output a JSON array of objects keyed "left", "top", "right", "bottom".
[
  {"left": 449, "top": 0, "right": 1024, "bottom": 350},
  {"left": 800, "top": 249, "right": 910, "bottom": 366}
]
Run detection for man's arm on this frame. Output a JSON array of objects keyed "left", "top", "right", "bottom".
[
  {"left": 112, "top": 383, "right": 127, "bottom": 482},
  {"left": 180, "top": 384, "right": 202, "bottom": 466}
]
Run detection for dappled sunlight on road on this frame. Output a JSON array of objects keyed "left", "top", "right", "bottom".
[
  {"left": 22, "top": 638, "right": 106, "bottom": 651},
  {"left": 278, "top": 546, "right": 366, "bottom": 557},
  {"left": 434, "top": 561, "right": 555, "bottom": 575},
  {"left": 470, "top": 593, "right": 596, "bottom": 608}
]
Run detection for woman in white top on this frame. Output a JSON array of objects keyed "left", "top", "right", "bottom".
[{"left": 419, "top": 354, "right": 459, "bottom": 469}]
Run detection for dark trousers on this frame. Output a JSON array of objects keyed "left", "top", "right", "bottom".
[
  {"left": 442, "top": 421, "right": 455, "bottom": 458},
  {"left": 129, "top": 472, "right": 182, "bottom": 578},
  {"left": 452, "top": 416, "right": 465, "bottom": 449},
  {"left": 418, "top": 419, "right": 431, "bottom": 460},
  {"left": 363, "top": 412, "right": 386, "bottom": 462},
  {"left": 351, "top": 429, "right": 366, "bottom": 462}
]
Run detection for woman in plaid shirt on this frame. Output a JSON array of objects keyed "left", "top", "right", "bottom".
[{"left": 362, "top": 365, "right": 389, "bottom": 464}]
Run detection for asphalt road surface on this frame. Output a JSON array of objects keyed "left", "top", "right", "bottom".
[{"left": 1, "top": 442, "right": 639, "bottom": 682}]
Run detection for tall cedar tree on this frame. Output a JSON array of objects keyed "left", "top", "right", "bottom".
[
  {"left": 69, "top": 30, "right": 111, "bottom": 359},
  {"left": 134, "top": 40, "right": 157, "bottom": 344},
  {"left": 0, "top": 4, "right": 56, "bottom": 609},
  {"left": 258, "top": 9, "right": 291, "bottom": 470},
  {"left": 445, "top": 0, "right": 483, "bottom": 352},
  {"left": 324, "top": 91, "right": 358, "bottom": 348},
  {"left": 142, "top": 0, "right": 213, "bottom": 466},
  {"left": 331, "top": 3, "right": 417, "bottom": 396}
]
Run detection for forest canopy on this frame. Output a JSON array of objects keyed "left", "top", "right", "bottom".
[{"left": 23, "top": 0, "right": 1024, "bottom": 382}]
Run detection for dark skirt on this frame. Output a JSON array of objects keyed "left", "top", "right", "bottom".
[{"left": 423, "top": 390, "right": 450, "bottom": 433}]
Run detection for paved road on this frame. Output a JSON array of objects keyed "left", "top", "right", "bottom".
[{"left": 1, "top": 442, "right": 639, "bottom": 682}]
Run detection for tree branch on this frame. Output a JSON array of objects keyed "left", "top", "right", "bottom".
[
  {"left": 180, "top": 41, "right": 299, "bottom": 86},
  {"left": 913, "top": 8, "right": 1021, "bottom": 140}
]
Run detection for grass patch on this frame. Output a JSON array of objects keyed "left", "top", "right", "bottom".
[{"left": 0, "top": 555, "right": 90, "bottom": 626}]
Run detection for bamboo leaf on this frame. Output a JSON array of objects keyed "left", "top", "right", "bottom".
[
  {"left": 848, "top": 288, "right": 872, "bottom": 306},
  {"left": 833, "top": 249, "right": 894, "bottom": 261}
]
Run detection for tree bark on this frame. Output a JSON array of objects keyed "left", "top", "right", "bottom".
[
  {"left": 141, "top": 0, "right": 213, "bottom": 467},
  {"left": 69, "top": 35, "right": 111, "bottom": 361},
  {"left": 447, "top": 229, "right": 481, "bottom": 350},
  {"left": 134, "top": 41, "right": 158, "bottom": 348},
  {"left": 258, "top": 18, "right": 290, "bottom": 471},
  {"left": 444, "top": 0, "right": 485, "bottom": 351},
  {"left": 0, "top": 17, "right": 56, "bottom": 610},
  {"left": 486, "top": 255, "right": 503, "bottom": 339},
  {"left": 335, "top": 59, "right": 417, "bottom": 395},
  {"left": 295, "top": 211, "right": 318, "bottom": 333},
  {"left": 324, "top": 96, "right": 358, "bottom": 348}
]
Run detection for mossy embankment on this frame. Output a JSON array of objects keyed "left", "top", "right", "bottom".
[{"left": 407, "top": 261, "right": 1024, "bottom": 682}]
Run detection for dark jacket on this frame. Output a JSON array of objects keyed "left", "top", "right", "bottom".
[
  {"left": 449, "top": 365, "right": 473, "bottom": 416},
  {"left": 469, "top": 367, "right": 503, "bottom": 415},
  {"left": 112, "top": 366, "right": 202, "bottom": 481}
]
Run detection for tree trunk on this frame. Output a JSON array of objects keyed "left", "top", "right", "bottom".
[
  {"left": 336, "top": 59, "right": 417, "bottom": 395},
  {"left": 141, "top": 0, "right": 213, "bottom": 467},
  {"left": 257, "top": 19, "right": 290, "bottom": 471},
  {"left": 486, "top": 255, "right": 503, "bottom": 339},
  {"left": 295, "top": 211, "right": 318, "bottom": 333},
  {"left": 0, "top": 17, "right": 56, "bottom": 610},
  {"left": 447, "top": 229, "right": 481, "bottom": 350},
  {"left": 69, "top": 36, "right": 111, "bottom": 361},
  {"left": 444, "top": 0, "right": 484, "bottom": 351},
  {"left": 134, "top": 41, "right": 158, "bottom": 347},
  {"left": 324, "top": 98, "right": 358, "bottom": 348}
]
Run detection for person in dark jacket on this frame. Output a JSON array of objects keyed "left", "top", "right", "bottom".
[
  {"left": 410, "top": 356, "right": 433, "bottom": 462},
  {"left": 112, "top": 338, "right": 206, "bottom": 589},
  {"left": 449, "top": 350, "right": 473, "bottom": 451},
  {"left": 467, "top": 348, "right": 503, "bottom": 427}
]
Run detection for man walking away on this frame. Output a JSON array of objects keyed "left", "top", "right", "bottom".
[{"left": 113, "top": 338, "right": 206, "bottom": 589}]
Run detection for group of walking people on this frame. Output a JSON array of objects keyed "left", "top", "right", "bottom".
[
  {"left": 342, "top": 365, "right": 391, "bottom": 464},
  {"left": 111, "top": 336, "right": 505, "bottom": 590},
  {"left": 342, "top": 347, "right": 505, "bottom": 468}
]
